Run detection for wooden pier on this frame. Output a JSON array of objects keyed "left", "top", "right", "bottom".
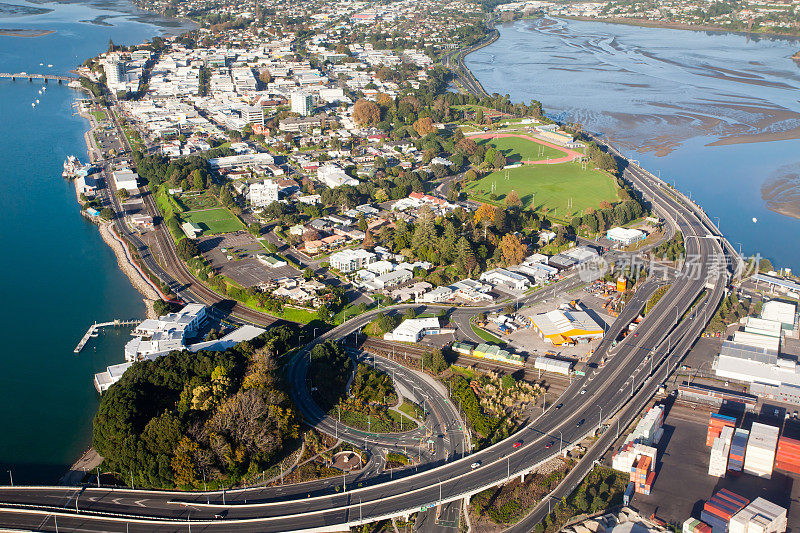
[{"left": 74, "top": 319, "right": 141, "bottom": 353}]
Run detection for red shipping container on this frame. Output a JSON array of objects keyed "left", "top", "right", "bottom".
[
  {"left": 717, "top": 489, "right": 749, "bottom": 507},
  {"left": 694, "top": 523, "right": 712, "bottom": 533}
]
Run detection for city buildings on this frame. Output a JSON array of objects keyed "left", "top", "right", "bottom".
[
  {"left": 249, "top": 179, "right": 280, "bottom": 207},
  {"left": 607, "top": 227, "right": 646, "bottom": 246}
]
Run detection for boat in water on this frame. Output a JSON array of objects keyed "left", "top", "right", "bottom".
[{"left": 62, "top": 155, "right": 82, "bottom": 178}]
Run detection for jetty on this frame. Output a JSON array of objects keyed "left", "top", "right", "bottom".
[
  {"left": 74, "top": 319, "right": 140, "bottom": 353},
  {"left": 0, "top": 72, "right": 78, "bottom": 84}
]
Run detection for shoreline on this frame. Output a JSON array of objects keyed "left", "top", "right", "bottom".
[
  {"left": 74, "top": 91, "right": 160, "bottom": 319},
  {"left": 557, "top": 15, "right": 800, "bottom": 42}
]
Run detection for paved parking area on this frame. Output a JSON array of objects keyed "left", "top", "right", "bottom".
[
  {"left": 502, "top": 288, "right": 615, "bottom": 362},
  {"left": 198, "top": 232, "right": 299, "bottom": 288}
]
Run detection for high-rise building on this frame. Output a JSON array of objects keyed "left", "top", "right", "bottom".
[
  {"left": 104, "top": 56, "right": 126, "bottom": 88},
  {"left": 291, "top": 91, "right": 313, "bottom": 116}
]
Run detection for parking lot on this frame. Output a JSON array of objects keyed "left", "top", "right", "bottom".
[
  {"left": 501, "top": 288, "right": 615, "bottom": 362},
  {"left": 198, "top": 232, "right": 300, "bottom": 287}
]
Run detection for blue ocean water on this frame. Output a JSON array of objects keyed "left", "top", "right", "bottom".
[
  {"left": 467, "top": 18, "right": 800, "bottom": 270},
  {"left": 0, "top": 0, "right": 192, "bottom": 483}
]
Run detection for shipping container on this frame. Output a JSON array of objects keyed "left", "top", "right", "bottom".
[{"left": 743, "top": 423, "right": 779, "bottom": 479}]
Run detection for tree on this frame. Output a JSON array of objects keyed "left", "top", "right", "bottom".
[
  {"left": 457, "top": 237, "right": 477, "bottom": 275},
  {"left": 506, "top": 190, "right": 522, "bottom": 208},
  {"left": 500, "top": 233, "right": 526, "bottom": 266},
  {"left": 247, "top": 223, "right": 261, "bottom": 236},
  {"left": 473, "top": 203, "right": 496, "bottom": 226},
  {"left": 456, "top": 137, "right": 478, "bottom": 156},
  {"left": 99, "top": 207, "right": 115, "bottom": 220},
  {"left": 493, "top": 152, "right": 507, "bottom": 169},
  {"left": 484, "top": 147, "right": 498, "bottom": 166},
  {"left": 352, "top": 99, "right": 380, "bottom": 126},
  {"left": 376, "top": 93, "right": 393, "bottom": 106},
  {"left": 413, "top": 117, "right": 435, "bottom": 137},
  {"left": 303, "top": 229, "right": 320, "bottom": 242},
  {"left": 258, "top": 69, "right": 272, "bottom": 85},
  {"left": 116, "top": 189, "right": 130, "bottom": 200},
  {"left": 192, "top": 169, "right": 205, "bottom": 190},
  {"left": 363, "top": 230, "right": 375, "bottom": 250},
  {"left": 176, "top": 237, "right": 199, "bottom": 261}
]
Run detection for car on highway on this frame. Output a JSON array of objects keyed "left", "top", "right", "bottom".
[
  {"left": 576, "top": 419, "right": 585, "bottom": 428},
  {"left": 513, "top": 441, "right": 522, "bottom": 448},
  {"left": 471, "top": 461, "right": 481, "bottom": 469},
  {"left": 580, "top": 389, "right": 586, "bottom": 395},
  {"left": 545, "top": 441, "right": 554, "bottom": 449},
  {"left": 555, "top": 403, "right": 563, "bottom": 409}
]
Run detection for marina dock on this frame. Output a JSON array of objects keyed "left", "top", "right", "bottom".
[{"left": 74, "top": 319, "right": 140, "bottom": 353}]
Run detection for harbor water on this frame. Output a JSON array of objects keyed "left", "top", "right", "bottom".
[{"left": 0, "top": 0, "right": 193, "bottom": 483}]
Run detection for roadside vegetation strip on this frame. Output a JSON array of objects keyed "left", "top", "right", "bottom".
[
  {"left": 643, "top": 283, "right": 671, "bottom": 316},
  {"left": 470, "top": 322, "right": 502, "bottom": 344},
  {"left": 533, "top": 466, "right": 629, "bottom": 533},
  {"left": 470, "top": 458, "right": 572, "bottom": 527}
]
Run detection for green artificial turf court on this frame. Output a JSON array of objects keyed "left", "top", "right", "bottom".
[{"left": 182, "top": 208, "right": 244, "bottom": 234}]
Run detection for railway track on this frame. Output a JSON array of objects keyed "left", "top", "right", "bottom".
[{"left": 357, "top": 337, "right": 571, "bottom": 388}]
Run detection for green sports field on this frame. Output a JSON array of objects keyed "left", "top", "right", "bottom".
[
  {"left": 182, "top": 208, "right": 244, "bottom": 234},
  {"left": 476, "top": 136, "right": 565, "bottom": 162},
  {"left": 466, "top": 162, "right": 620, "bottom": 218}
]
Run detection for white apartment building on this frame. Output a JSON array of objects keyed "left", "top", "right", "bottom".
[
  {"left": 291, "top": 91, "right": 313, "bottom": 116},
  {"left": 317, "top": 164, "right": 359, "bottom": 188},
  {"left": 249, "top": 180, "right": 280, "bottom": 207},
  {"left": 104, "top": 55, "right": 126, "bottom": 90},
  {"left": 329, "top": 249, "right": 377, "bottom": 273}
]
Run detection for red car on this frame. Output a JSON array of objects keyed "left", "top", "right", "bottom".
[
  {"left": 545, "top": 441, "right": 554, "bottom": 449},
  {"left": 513, "top": 441, "right": 522, "bottom": 448}
]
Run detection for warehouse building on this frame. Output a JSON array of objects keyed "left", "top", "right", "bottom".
[
  {"left": 384, "top": 317, "right": 441, "bottom": 343},
  {"left": 534, "top": 355, "right": 572, "bottom": 375},
  {"left": 606, "top": 227, "right": 646, "bottom": 246},
  {"left": 529, "top": 307, "right": 604, "bottom": 345},
  {"left": 761, "top": 300, "right": 796, "bottom": 331}
]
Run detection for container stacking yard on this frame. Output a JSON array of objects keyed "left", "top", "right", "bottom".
[{"left": 709, "top": 425, "right": 734, "bottom": 477}]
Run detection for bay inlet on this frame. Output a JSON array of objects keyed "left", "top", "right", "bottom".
[
  {"left": 466, "top": 17, "right": 800, "bottom": 270},
  {"left": 0, "top": 0, "right": 193, "bottom": 483}
]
